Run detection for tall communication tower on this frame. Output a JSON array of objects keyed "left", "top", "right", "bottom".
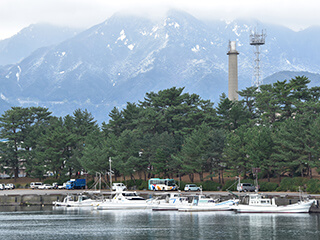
[{"left": 250, "top": 29, "right": 266, "bottom": 88}]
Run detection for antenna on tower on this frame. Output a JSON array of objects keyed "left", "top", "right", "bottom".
[{"left": 250, "top": 29, "right": 266, "bottom": 88}]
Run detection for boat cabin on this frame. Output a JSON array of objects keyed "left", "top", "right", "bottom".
[{"left": 248, "top": 194, "right": 276, "bottom": 206}]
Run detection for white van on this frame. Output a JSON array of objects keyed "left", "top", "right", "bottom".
[{"left": 30, "top": 182, "right": 43, "bottom": 189}]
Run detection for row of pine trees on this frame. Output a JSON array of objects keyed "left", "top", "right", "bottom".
[{"left": 1, "top": 76, "right": 320, "bottom": 184}]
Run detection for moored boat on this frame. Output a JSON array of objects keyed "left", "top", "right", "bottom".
[
  {"left": 151, "top": 192, "right": 189, "bottom": 211},
  {"left": 53, "top": 195, "right": 73, "bottom": 207},
  {"left": 232, "top": 193, "right": 315, "bottom": 213},
  {"left": 178, "top": 197, "right": 239, "bottom": 212},
  {"left": 95, "top": 191, "right": 149, "bottom": 210},
  {"left": 53, "top": 194, "right": 99, "bottom": 207}
]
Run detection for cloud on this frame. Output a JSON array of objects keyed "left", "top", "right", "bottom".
[{"left": 0, "top": 0, "right": 319, "bottom": 39}]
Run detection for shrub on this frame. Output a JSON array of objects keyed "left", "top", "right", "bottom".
[
  {"left": 178, "top": 181, "right": 187, "bottom": 191},
  {"left": 258, "top": 181, "right": 278, "bottom": 192},
  {"left": 125, "top": 179, "right": 139, "bottom": 189},
  {"left": 222, "top": 179, "right": 238, "bottom": 191},
  {"left": 123, "top": 179, "right": 150, "bottom": 190},
  {"left": 87, "top": 180, "right": 95, "bottom": 189},
  {"left": 306, "top": 179, "right": 320, "bottom": 194},
  {"left": 200, "top": 181, "right": 221, "bottom": 191},
  {"left": 138, "top": 181, "right": 148, "bottom": 190},
  {"left": 43, "top": 179, "right": 57, "bottom": 185},
  {"left": 277, "top": 177, "right": 308, "bottom": 192}
]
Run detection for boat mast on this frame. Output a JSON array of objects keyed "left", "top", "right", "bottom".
[
  {"left": 252, "top": 168, "right": 261, "bottom": 192},
  {"left": 109, "top": 157, "right": 113, "bottom": 190}
]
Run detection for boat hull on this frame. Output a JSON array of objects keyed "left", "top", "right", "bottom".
[
  {"left": 96, "top": 201, "right": 149, "bottom": 210},
  {"left": 178, "top": 200, "right": 239, "bottom": 212},
  {"left": 53, "top": 200, "right": 97, "bottom": 207},
  {"left": 152, "top": 204, "right": 180, "bottom": 211},
  {"left": 233, "top": 200, "right": 315, "bottom": 213}
]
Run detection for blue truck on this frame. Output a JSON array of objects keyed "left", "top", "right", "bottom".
[{"left": 66, "top": 179, "right": 86, "bottom": 190}]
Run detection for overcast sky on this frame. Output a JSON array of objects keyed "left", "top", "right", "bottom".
[{"left": 0, "top": 0, "right": 319, "bottom": 40}]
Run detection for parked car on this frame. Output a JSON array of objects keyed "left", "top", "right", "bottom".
[
  {"left": 0, "top": 184, "right": 5, "bottom": 190},
  {"left": 30, "top": 182, "right": 43, "bottom": 189},
  {"left": 38, "top": 184, "right": 53, "bottom": 190},
  {"left": 112, "top": 183, "right": 127, "bottom": 191},
  {"left": 184, "top": 184, "right": 201, "bottom": 192},
  {"left": 237, "top": 183, "right": 256, "bottom": 192},
  {"left": 5, "top": 183, "right": 15, "bottom": 190}
]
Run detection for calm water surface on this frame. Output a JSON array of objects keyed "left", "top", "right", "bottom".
[{"left": 0, "top": 206, "right": 319, "bottom": 240}]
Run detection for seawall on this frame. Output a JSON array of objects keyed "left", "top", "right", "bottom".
[{"left": 0, "top": 194, "right": 65, "bottom": 206}]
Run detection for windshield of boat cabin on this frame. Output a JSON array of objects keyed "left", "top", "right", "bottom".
[{"left": 124, "top": 193, "right": 138, "bottom": 196}]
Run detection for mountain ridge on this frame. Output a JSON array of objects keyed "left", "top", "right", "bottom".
[{"left": 0, "top": 10, "right": 319, "bottom": 123}]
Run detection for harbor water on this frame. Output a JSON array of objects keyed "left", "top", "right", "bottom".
[{"left": 0, "top": 206, "right": 319, "bottom": 240}]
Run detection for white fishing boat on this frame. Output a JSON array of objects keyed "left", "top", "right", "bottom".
[
  {"left": 151, "top": 192, "right": 189, "bottom": 211},
  {"left": 178, "top": 196, "right": 239, "bottom": 212},
  {"left": 232, "top": 193, "right": 315, "bottom": 213},
  {"left": 53, "top": 194, "right": 98, "bottom": 207},
  {"left": 95, "top": 191, "right": 149, "bottom": 210},
  {"left": 53, "top": 195, "right": 73, "bottom": 207}
]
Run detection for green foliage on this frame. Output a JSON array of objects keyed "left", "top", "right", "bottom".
[
  {"left": 0, "top": 107, "right": 52, "bottom": 180},
  {"left": 87, "top": 179, "right": 95, "bottom": 189},
  {"left": 275, "top": 178, "right": 320, "bottom": 193},
  {"left": 139, "top": 181, "right": 148, "bottom": 190},
  {"left": 123, "top": 179, "right": 149, "bottom": 190},
  {"left": 224, "top": 126, "right": 252, "bottom": 176},
  {"left": 306, "top": 179, "right": 320, "bottom": 193},
  {"left": 258, "top": 181, "right": 278, "bottom": 191},
  {"left": 43, "top": 179, "right": 57, "bottom": 185},
  {"left": 221, "top": 179, "right": 238, "bottom": 191},
  {"left": 200, "top": 181, "right": 221, "bottom": 191},
  {"left": 277, "top": 177, "right": 308, "bottom": 192},
  {"left": 2, "top": 78, "right": 320, "bottom": 183},
  {"left": 217, "top": 93, "right": 251, "bottom": 131},
  {"left": 178, "top": 181, "right": 186, "bottom": 190}
]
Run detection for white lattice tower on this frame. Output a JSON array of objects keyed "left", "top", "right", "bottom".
[{"left": 250, "top": 29, "right": 266, "bottom": 88}]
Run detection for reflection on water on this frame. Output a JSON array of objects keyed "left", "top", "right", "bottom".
[{"left": 0, "top": 207, "right": 319, "bottom": 240}]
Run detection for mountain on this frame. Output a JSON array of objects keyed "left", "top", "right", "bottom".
[
  {"left": 264, "top": 71, "right": 320, "bottom": 86},
  {"left": 0, "top": 10, "right": 319, "bottom": 123},
  {"left": 0, "top": 23, "right": 81, "bottom": 66}
]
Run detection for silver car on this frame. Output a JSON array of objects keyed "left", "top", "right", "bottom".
[
  {"left": 184, "top": 184, "right": 201, "bottom": 192},
  {"left": 237, "top": 183, "right": 256, "bottom": 192}
]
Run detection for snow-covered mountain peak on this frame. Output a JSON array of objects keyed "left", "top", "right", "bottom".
[{"left": 0, "top": 10, "right": 320, "bottom": 123}]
